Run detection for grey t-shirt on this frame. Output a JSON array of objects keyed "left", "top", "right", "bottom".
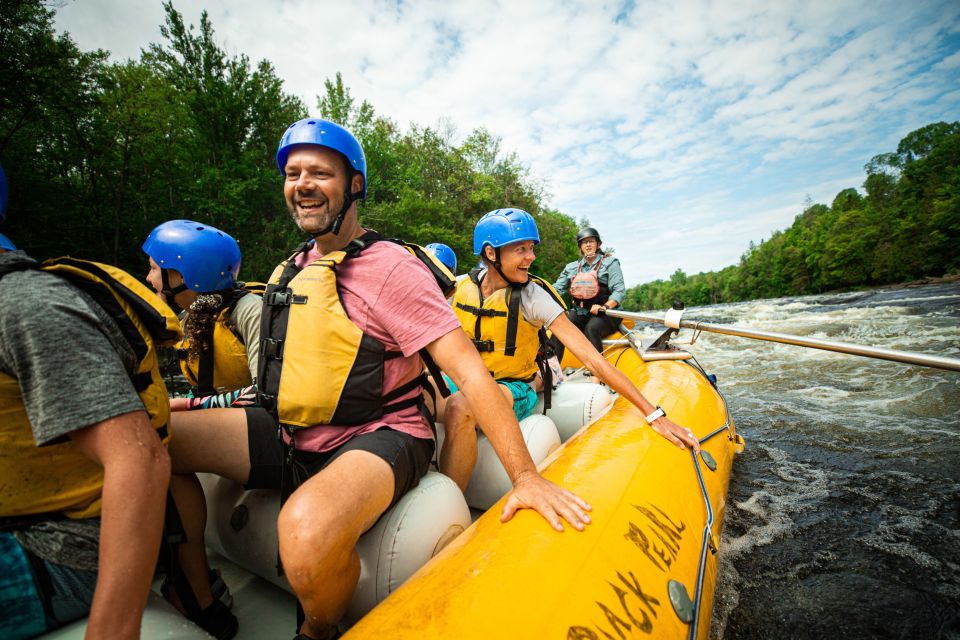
[{"left": 0, "top": 251, "right": 147, "bottom": 570}]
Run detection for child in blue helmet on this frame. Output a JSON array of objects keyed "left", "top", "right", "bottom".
[
  {"left": 425, "top": 242, "right": 457, "bottom": 274},
  {"left": 437, "top": 208, "right": 701, "bottom": 491},
  {"left": 143, "top": 220, "right": 262, "bottom": 401}
]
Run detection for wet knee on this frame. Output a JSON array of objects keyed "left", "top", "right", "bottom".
[
  {"left": 278, "top": 502, "right": 343, "bottom": 579},
  {"left": 443, "top": 393, "right": 474, "bottom": 432}
]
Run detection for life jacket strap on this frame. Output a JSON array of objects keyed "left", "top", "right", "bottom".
[
  {"left": 263, "top": 291, "right": 308, "bottom": 307},
  {"left": 455, "top": 302, "right": 507, "bottom": 318}
]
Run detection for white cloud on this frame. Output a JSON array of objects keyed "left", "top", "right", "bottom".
[{"left": 53, "top": 0, "right": 960, "bottom": 288}]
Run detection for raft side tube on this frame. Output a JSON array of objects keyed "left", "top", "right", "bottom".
[
  {"left": 435, "top": 413, "right": 561, "bottom": 510},
  {"left": 343, "top": 352, "right": 736, "bottom": 640},
  {"left": 199, "top": 470, "right": 471, "bottom": 624}
]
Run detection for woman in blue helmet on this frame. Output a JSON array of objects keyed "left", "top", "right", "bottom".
[
  {"left": 438, "top": 208, "right": 700, "bottom": 490},
  {"left": 143, "top": 220, "right": 262, "bottom": 399}
]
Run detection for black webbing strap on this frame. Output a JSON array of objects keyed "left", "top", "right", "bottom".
[
  {"left": 195, "top": 343, "right": 216, "bottom": 397},
  {"left": 421, "top": 349, "right": 450, "bottom": 398},
  {"left": 454, "top": 302, "right": 506, "bottom": 318},
  {"left": 503, "top": 285, "right": 523, "bottom": 357},
  {"left": 537, "top": 327, "right": 553, "bottom": 413}
]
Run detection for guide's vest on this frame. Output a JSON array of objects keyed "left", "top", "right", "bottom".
[
  {"left": 453, "top": 271, "right": 565, "bottom": 383},
  {"left": 257, "top": 231, "right": 454, "bottom": 430},
  {"left": 0, "top": 257, "right": 181, "bottom": 520},
  {"left": 570, "top": 256, "right": 612, "bottom": 309},
  {"left": 176, "top": 282, "right": 265, "bottom": 395}
]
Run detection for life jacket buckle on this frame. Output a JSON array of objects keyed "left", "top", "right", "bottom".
[
  {"left": 261, "top": 338, "right": 285, "bottom": 360},
  {"left": 264, "top": 291, "right": 307, "bottom": 307},
  {"left": 258, "top": 392, "right": 277, "bottom": 412},
  {"left": 472, "top": 339, "right": 496, "bottom": 352}
]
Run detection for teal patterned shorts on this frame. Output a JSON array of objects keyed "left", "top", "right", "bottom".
[{"left": 443, "top": 375, "right": 540, "bottom": 421}]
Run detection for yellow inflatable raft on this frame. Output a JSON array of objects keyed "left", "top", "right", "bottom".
[{"left": 344, "top": 345, "right": 742, "bottom": 640}]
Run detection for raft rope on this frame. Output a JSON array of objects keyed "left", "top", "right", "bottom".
[
  {"left": 679, "top": 358, "right": 739, "bottom": 639},
  {"left": 687, "top": 443, "right": 716, "bottom": 640}
]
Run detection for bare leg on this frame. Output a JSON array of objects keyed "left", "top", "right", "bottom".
[
  {"left": 166, "top": 473, "right": 213, "bottom": 610},
  {"left": 165, "top": 409, "right": 251, "bottom": 617},
  {"left": 277, "top": 450, "right": 395, "bottom": 639},
  {"left": 439, "top": 386, "right": 514, "bottom": 491},
  {"left": 168, "top": 408, "right": 252, "bottom": 482}
]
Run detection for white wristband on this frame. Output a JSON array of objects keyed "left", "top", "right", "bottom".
[{"left": 644, "top": 406, "right": 665, "bottom": 424}]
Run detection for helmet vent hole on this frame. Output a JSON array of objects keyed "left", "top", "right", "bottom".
[
  {"left": 307, "top": 120, "right": 316, "bottom": 125},
  {"left": 195, "top": 226, "right": 204, "bottom": 231}
]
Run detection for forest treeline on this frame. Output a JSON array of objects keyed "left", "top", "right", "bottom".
[
  {"left": 0, "top": 1, "right": 581, "bottom": 281},
  {"left": 623, "top": 122, "right": 960, "bottom": 310},
  {"left": 3, "top": 2, "right": 957, "bottom": 306}
]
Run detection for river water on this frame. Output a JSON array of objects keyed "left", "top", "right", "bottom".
[{"left": 675, "top": 282, "right": 960, "bottom": 639}]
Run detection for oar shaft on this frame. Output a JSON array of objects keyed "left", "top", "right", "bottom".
[{"left": 604, "top": 309, "right": 960, "bottom": 372}]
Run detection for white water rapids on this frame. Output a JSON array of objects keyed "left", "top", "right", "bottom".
[{"left": 664, "top": 282, "right": 960, "bottom": 639}]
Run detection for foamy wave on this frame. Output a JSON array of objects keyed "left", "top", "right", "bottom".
[{"left": 722, "top": 445, "right": 830, "bottom": 557}]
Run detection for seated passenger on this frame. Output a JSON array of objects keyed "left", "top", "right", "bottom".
[
  {"left": 425, "top": 242, "right": 457, "bottom": 275},
  {"left": 0, "top": 162, "right": 235, "bottom": 639},
  {"left": 552, "top": 226, "right": 625, "bottom": 352},
  {"left": 166, "top": 119, "right": 591, "bottom": 640},
  {"left": 142, "top": 220, "right": 262, "bottom": 400},
  {"left": 438, "top": 209, "right": 700, "bottom": 491}
]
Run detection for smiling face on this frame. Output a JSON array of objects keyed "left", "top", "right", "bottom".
[
  {"left": 282, "top": 146, "right": 362, "bottom": 236},
  {"left": 579, "top": 236, "right": 599, "bottom": 258},
  {"left": 484, "top": 239, "right": 536, "bottom": 283}
]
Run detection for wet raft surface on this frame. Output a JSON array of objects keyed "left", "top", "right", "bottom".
[{"left": 700, "top": 282, "right": 960, "bottom": 639}]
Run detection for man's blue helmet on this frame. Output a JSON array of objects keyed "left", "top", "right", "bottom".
[
  {"left": 425, "top": 242, "right": 457, "bottom": 274},
  {"left": 276, "top": 118, "right": 367, "bottom": 199},
  {"left": 473, "top": 208, "right": 540, "bottom": 255},
  {"left": 0, "top": 232, "right": 15, "bottom": 252},
  {"left": 142, "top": 220, "right": 241, "bottom": 293},
  {"left": 0, "top": 162, "right": 8, "bottom": 224}
]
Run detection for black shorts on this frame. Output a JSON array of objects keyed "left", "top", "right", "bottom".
[{"left": 243, "top": 407, "right": 434, "bottom": 508}]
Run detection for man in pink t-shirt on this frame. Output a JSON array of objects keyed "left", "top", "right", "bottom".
[{"left": 167, "top": 119, "right": 592, "bottom": 640}]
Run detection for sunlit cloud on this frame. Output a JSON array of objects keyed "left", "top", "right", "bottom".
[{"left": 54, "top": 0, "right": 960, "bottom": 285}]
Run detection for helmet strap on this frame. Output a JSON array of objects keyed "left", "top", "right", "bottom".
[
  {"left": 160, "top": 269, "right": 189, "bottom": 314},
  {"left": 490, "top": 247, "right": 525, "bottom": 287},
  {"left": 309, "top": 174, "right": 363, "bottom": 239}
]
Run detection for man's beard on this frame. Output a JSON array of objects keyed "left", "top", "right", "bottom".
[{"left": 288, "top": 190, "right": 348, "bottom": 236}]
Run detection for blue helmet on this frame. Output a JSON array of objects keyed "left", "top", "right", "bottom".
[
  {"left": 276, "top": 118, "right": 367, "bottom": 199},
  {"left": 142, "top": 220, "right": 241, "bottom": 293},
  {"left": 0, "top": 162, "right": 8, "bottom": 223},
  {"left": 425, "top": 242, "right": 457, "bottom": 274},
  {"left": 0, "top": 232, "right": 15, "bottom": 252},
  {"left": 473, "top": 208, "right": 540, "bottom": 255}
]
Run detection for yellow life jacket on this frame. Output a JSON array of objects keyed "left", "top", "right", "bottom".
[
  {"left": 0, "top": 257, "right": 182, "bottom": 520},
  {"left": 453, "top": 270, "right": 565, "bottom": 382},
  {"left": 257, "top": 231, "right": 454, "bottom": 431},
  {"left": 176, "top": 282, "right": 265, "bottom": 395}
]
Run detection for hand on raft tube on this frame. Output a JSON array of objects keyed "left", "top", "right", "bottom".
[
  {"left": 501, "top": 470, "right": 593, "bottom": 532},
  {"left": 650, "top": 415, "right": 701, "bottom": 453}
]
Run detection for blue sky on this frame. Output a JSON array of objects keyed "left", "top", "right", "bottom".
[{"left": 54, "top": 0, "right": 960, "bottom": 286}]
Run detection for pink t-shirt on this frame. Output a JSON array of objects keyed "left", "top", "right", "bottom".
[{"left": 286, "top": 238, "right": 461, "bottom": 452}]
